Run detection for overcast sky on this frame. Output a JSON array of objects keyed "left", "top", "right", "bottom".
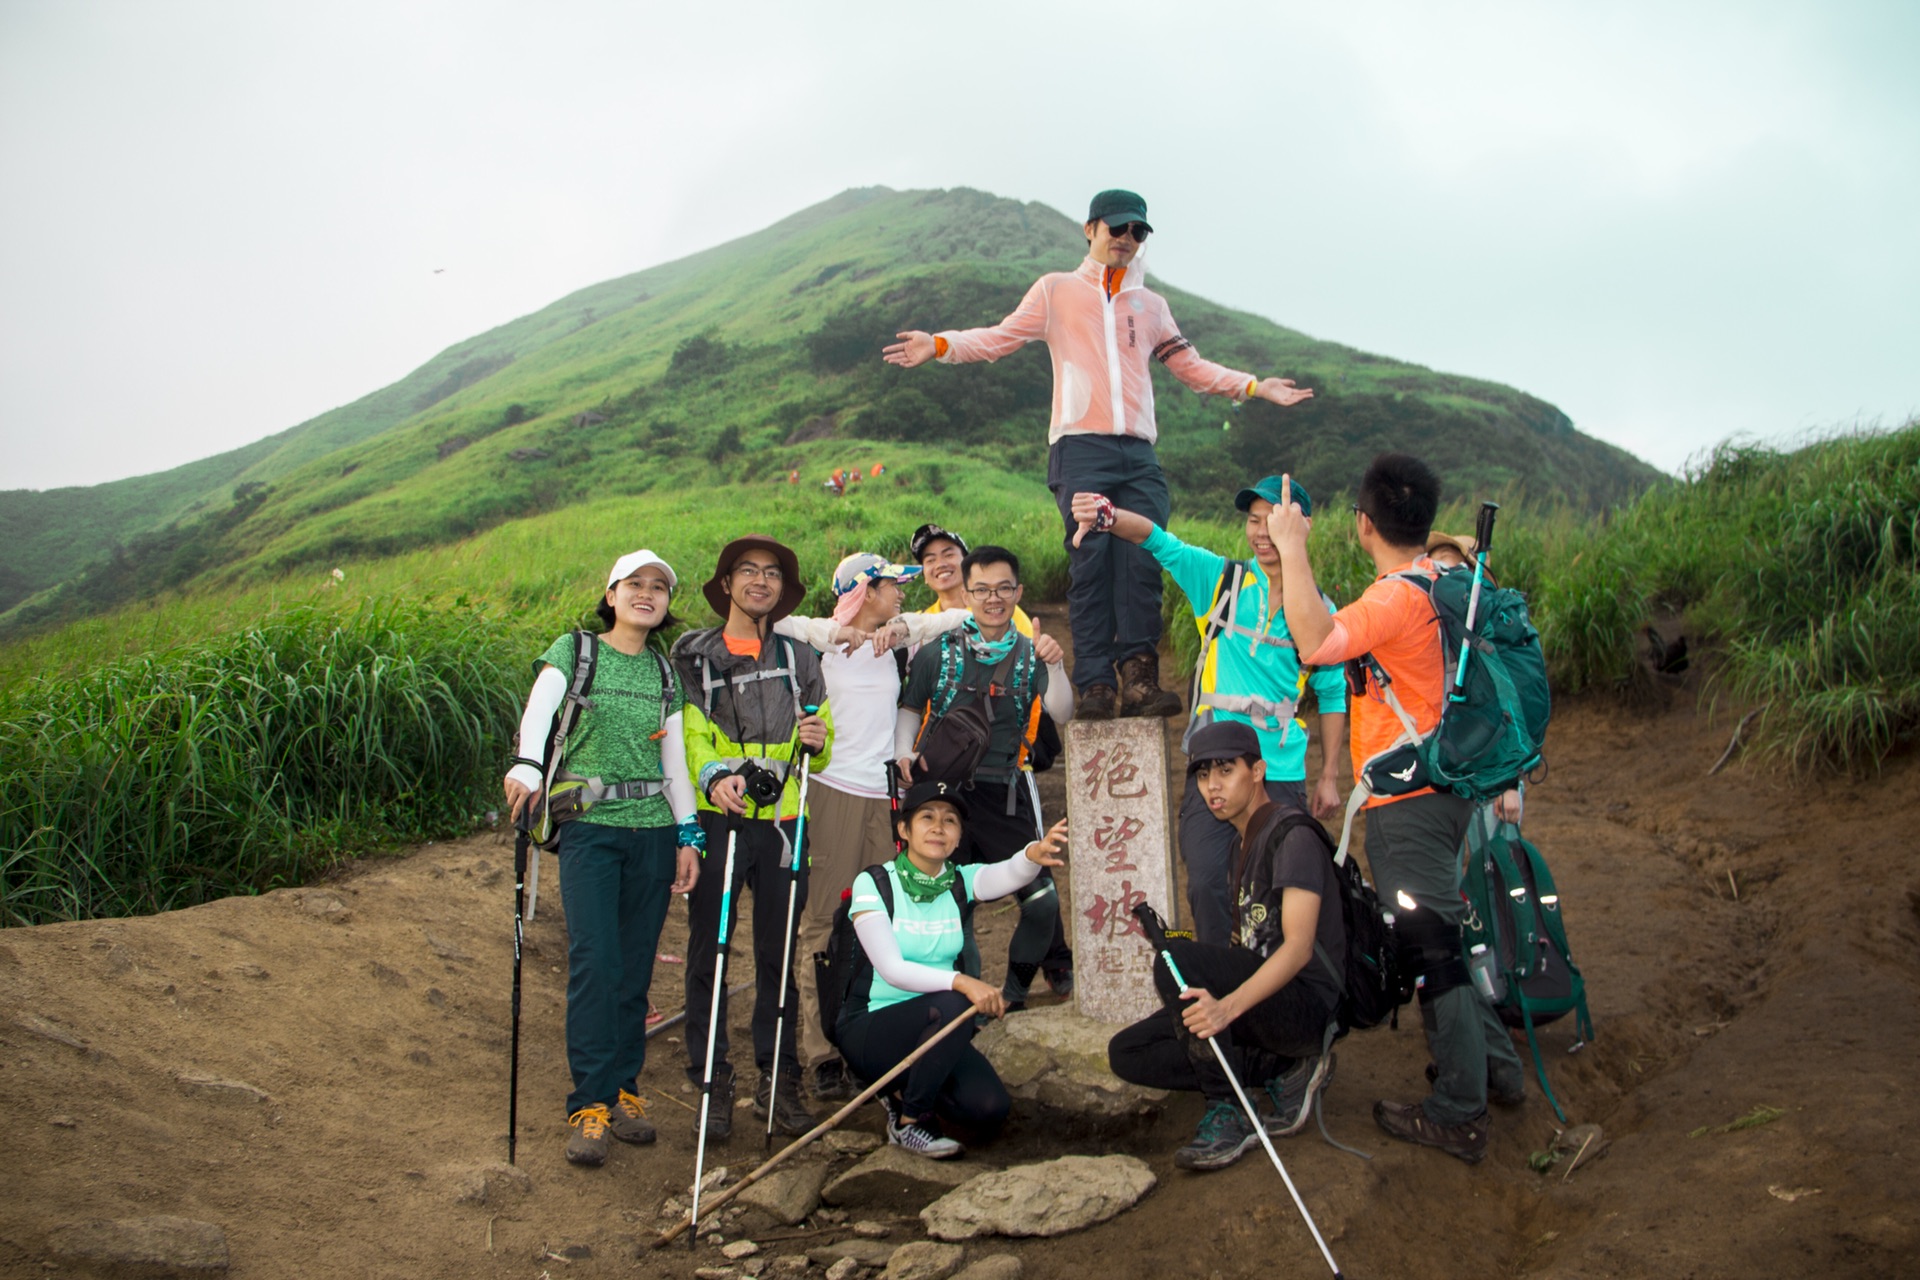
[{"left": 2, "top": 0, "right": 1914, "bottom": 491}]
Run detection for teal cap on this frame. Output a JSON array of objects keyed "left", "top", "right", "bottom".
[{"left": 1234, "top": 476, "right": 1312, "bottom": 518}]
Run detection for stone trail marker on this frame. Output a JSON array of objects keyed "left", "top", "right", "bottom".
[{"left": 1063, "top": 719, "right": 1176, "bottom": 1025}]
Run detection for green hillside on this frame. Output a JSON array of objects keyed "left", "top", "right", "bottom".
[{"left": 0, "top": 185, "right": 1663, "bottom": 628}]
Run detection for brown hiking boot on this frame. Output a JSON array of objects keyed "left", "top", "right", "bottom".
[
  {"left": 1373, "top": 1099, "right": 1489, "bottom": 1163},
  {"left": 565, "top": 1103, "right": 612, "bottom": 1166},
  {"left": 1076, "top": 683, "right": 1119, "bottom": 720},
  {"left": 1117, "top": 653, "right": 1182, "bottom": 718},
  {"left": 609, "top": 1088, "right": 656, "bottom": 1145}
]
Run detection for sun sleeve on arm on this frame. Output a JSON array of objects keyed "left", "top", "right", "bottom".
[{"left": 937, "top": 277, "right": 1050, "bottom": 364}]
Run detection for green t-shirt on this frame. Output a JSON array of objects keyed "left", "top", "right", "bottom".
[
  {"left": 535, "top": 632, "right": 676, "bottom": 829},
  {"left": 848, "top": 861, "right": 986, "bottom": 1015}
]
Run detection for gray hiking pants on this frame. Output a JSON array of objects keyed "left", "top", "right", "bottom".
[{"left": 1364, "top": 791, "right": 1526, "bottom": 1126}]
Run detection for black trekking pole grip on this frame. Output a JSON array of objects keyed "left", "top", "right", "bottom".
[{"left": 1475, "top": 501, "right": 1501, "bottom": 559}]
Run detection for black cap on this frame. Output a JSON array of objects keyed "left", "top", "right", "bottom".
[
  {"left": 1185, "top": 720, "right": 1262, "bottom": 774},
  {"left": 910, "top": 523, "right": 969, "bottom": 561},
  {"left": 898, "top": 779, "right": 969, "bottom": 821}
]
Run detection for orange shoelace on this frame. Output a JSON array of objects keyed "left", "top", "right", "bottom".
[{"left": 568, "top": 1104, "right": 609, "bottom": 1137}]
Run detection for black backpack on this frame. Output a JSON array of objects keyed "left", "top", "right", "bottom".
[
  {"left": 1258, "top": 810, "right": 1414, "bottom": 1034},
  {"left": 815, "top": 863, "right": 973, "bottom": 1055},
  {"left": 911, "top": 640, "right": 1021, "bottom": 786}
]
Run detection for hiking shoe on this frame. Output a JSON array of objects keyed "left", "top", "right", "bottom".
[
  {"left": 1117, "top": 653, "right": 1182, "bottom": 719},
  {"left": 1174, "top": 1100, "right": 1259, "bottom": 1171},
  {"left": 693, "top": 1068, "right": 735, "bottom": 1144},
  {"left": 1373, "top": 1100, "right": 1489, "bottom": 1164},
  {"left": 887, "top": 1113, "right": 962, "bottom": 1160},
  {"left": 1264, "top": 1051, "right": 1336, "bottom": 1138},
  {"left": 754, "top": 1070, "right": 817, "bottom": 1136},
  {"left": 609, "top": 1089, "right": 656, "bottom": 1145},
  {"left": 1076, "top": 684, "right": 1119, "bottom": 721},
  {"left": 1043, "top": 966, "right": 1074, "bottom": 998},
  {"left": 810, "top": 1059, "right": 857, "bottom": 1103},
  {"left": 565, "top": 1104, "right": 611, "bottom": 1166}
]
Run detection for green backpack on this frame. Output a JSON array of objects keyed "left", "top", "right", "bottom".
[{"left": 1462, "top": 815, "right": 1594, "bottom": 1123}]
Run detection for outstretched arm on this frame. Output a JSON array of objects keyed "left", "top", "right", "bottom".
[{"left": 884, "top": 277, "right": 1050, "bottom": 368}]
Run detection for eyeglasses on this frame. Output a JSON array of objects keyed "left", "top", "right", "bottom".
[
  {"left": 732, "top": 563, "right": 785, "bottom": 583},
  {"left": 1105, "top": 221, "right": 1150, "bottom": 242},
  {"left": 966, "top": 584, "right": 1020, "bottom": 601}
]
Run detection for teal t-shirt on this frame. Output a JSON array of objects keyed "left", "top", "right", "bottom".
[
  {"left": 848, "top": 861, "right": 986, "bottom": 1014},
  {"left": 535, "top": 632, "right": 676, "bottom": 829}
]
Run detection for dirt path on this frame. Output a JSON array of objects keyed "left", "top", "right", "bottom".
[{"left": 4, "top": 668, "right": 1917, "bottom": 1278}]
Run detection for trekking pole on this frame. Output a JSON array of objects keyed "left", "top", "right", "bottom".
[
  {"left": 763, "top": 706, "right": 819, "bottom": 1149},
  {"left": 1132, "top": 903, "right": 1344, "bottom": 1279},
  {"left": 654, "top": 1003, "right": 977, "bottom": 1249},
  {"left": 1452, "top": 501, "right": 1501, "bottom": 697},
  {"left": 689, "top": 819, "right": 741, "bottom": 1249},
  {"left": 507, "top": 827, "right": 528, "bottom": 1164}
]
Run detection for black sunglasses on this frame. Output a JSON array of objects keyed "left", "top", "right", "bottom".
[{"left": 1104, "top": 221, "right": 1150, "bottom": 242}]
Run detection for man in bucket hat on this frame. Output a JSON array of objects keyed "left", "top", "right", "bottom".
[
  {"left": 671, "top": 535, "right": 834, "bottom": 1141},
  {"left": 885, "top": 190, "right": 1316, "bottom": 720}
]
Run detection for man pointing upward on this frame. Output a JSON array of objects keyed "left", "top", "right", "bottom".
[{"left": 884, "top": 189, "right": 1314, "bottom": 720}]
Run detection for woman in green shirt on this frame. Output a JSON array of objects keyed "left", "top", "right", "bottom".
[{"left": 504, "top": 550, "right": 701, "bottom": 1168}]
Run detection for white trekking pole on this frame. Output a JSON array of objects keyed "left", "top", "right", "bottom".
[
  {"left": 689, "top": 820, "right": 740, "bottom": 1249},
  {"left": 763, "top": 708, "right": 818, "bottom": 1149}
]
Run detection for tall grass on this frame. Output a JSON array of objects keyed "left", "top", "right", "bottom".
[{"left": 1, "top": 601, "right": 523, "bottom": 926}]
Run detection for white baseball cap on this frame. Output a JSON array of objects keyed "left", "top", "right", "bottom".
[{"left": 606, "top": 549, "right": 678, "bottom": 590}]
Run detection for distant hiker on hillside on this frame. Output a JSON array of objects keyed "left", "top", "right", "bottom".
[
  {"left": 896, "top": 545, "right": 1076, "bottom": 1010},
  {"left": 768, "top": 553, "right": 968, "bottom": 1105},
  {"left": 671, "top": 536, "right": 835, "bottom": 1143},
  {"left": 1107, "top": 722, "right": 1344, "bottom": 1170},
  {"left": 910, "top": 522, "right": 1073, "bottom": 996},
  {"left": 503, "top": 550, "right": 702, "bottom": 1168},
  {"left": 838, "top": 780, "right": 1070, "bottom": 1158},
  {"left": 884, "top": 190, "right": 1315, "bottom": 720},
  {"left": 1269, "top": 455, "right": 1528, "bottom": 1164},
  {"left": 1069, "top": 475, "right": 1348, "bottom": 947}
]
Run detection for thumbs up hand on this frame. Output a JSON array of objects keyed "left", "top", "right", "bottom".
[{"left": 1032, "top": 616, "right": 1064, "bottom": 666}]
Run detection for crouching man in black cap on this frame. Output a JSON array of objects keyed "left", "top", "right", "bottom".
[{"left": 1107, "top": 721, "right": 1345, "bottom": 1171}]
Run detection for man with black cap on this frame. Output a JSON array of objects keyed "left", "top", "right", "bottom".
[
  {"left": 1106, "top": 721, "right": 1345, "bottom": 1172},
  {"left": 671, "top": 535, "right": 834, "bottom": 1141},
  {"left": 885, "top": 191, "right": 1315, "bottom": 720},
  {"left": 1069, "top": 475, "right": 1347, "bottom": 947}
]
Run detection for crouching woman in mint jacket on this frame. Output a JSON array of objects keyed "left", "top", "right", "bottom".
[
  {"left": 503, "top": 550, "right": 702, "bottom": 1168},
  {"left": 838, "top": 780, "right": 1069, "bottom": 1159}
]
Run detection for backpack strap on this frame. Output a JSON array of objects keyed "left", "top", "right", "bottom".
[
  {"left": 698, "top": 636, "right": 804, "bottom": 727},
  {"left": 1242, "top": 809, "right": 1347, "bottom": 994},
  {"left": 652, "top": 649, "right": 676, "bottom": 736},
  {"left": 544, "top": 630, "right": 601, "bottom": 790}
]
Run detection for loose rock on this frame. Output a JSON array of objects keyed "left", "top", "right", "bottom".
[
  {"left": 826, "top": 1130, "right": 884, "bottom": 1157},
  {"left": 46, "top": 1215, "right": 230, "bottom": 1272},
  {"left": 920, "top": 1155, "right": 1155, "bottom": 1241},
  {"left": 723, "top": 1240, "right": 761, "bottom": 1260},
  {"left": 369, "top": 961, "right": 410, "bottom": 988},
  {"left": 689, "top": 1166, "right": 732, "bottom": 1197},
  {"left": 424, "top": 930, "right": 473, "bottom": 961},
  {"left": 231, "top": 963, "right": 270, "bottom": 980},
  {"left": 735, "top": 1163, "right": 829, "bottom": 1227},
  {"left": 851, "top": 1220, "right": 892, "bottom": 1238},
  {"left": 772, "top": 1258, "right": 809, "bottom": 1274},
  {"left": 50, "top": 1115, "right": 78, "bottom": 1129},
  {"left": 952, "top": 1257, "right": 1021, "bottom": 1280},
  {"left": 884, "top": 1240, "right": 965, "bottom": 1280},
  {"left": 826, "top": 1259, "right": 863, "bottom": 1280},
  {"left": 175, "top": 1074, "right": 270, "bottom": 1106},
  {"left": 445, "top": 1160, "right": 532, "bottom": 1206},
  {"left": 822, "top": 1147, "right": 975, "bottom": 1208},
  {"left": 694, "top": 1268, "right": 737, "bottom": 1280}
]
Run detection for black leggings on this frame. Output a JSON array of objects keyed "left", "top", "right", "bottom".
[
  {"left": 838, "top": 990, "right": 1010, "bottom": 1136},
  {"left": 1107, "top": 938, "right": 1333, "bottom": 1103}
]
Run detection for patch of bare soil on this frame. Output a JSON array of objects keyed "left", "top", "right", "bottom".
[{"left": 4, "top": 663, "right": 1918, "bottom": 1278}]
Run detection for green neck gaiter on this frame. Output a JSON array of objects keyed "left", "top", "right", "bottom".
[{"left": 894, "top": 851, "right": 957, "bottom": 904}]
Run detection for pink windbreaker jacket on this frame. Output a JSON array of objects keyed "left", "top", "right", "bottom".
[{"left": 935, "top": 254, "right": 1255, "bottom": 445}]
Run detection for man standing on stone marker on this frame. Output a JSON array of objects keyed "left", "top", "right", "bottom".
[
  {"left": 1069, "top": 475, "right": 1348, "bottom": 947},
  {"left": 1269, "top": 455, "right": 1528, "bottom": 1164},
  {"left": 895, "top": 546, "right": 1076, "bottom": 1008},
  {"left": 883, "top": 189, "right": 1315, "bottom": 720}
]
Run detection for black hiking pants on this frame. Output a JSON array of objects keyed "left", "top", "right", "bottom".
[{"left": 838, "top": 990, "right": 1009, "bottom": 1138}]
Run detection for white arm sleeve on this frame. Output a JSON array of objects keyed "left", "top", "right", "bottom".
[
  {"left": 774, "top": 614, "right": 842, "bottom": 652},
  {"left": 852, "top": 909, "right": 960, "bottom": 995},
  {"left": 894, "top": 705, "right": 922, "bottom": 762},
  {"left": 972, "top": 852, "right": 1044, "bottom": 902},
  {"left": 895, "top": 609, "right": 967, "bottom": 647},
  {"left": 662, "top": 710, "right": 696, "bottom": 824},
  {"left": 506, "top": 665, "right": 567, "bottom": 791},
  {"left": 1041, "top": 662, "right": 1075, "bottom": 722}
]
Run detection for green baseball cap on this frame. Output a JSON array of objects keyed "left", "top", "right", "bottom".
[
  {"left": 1087, "top": 189, "right": 1152, "bottom": 232},
  {"left": 1234, "top": 475, "right": 1312, "bottom": 518}
]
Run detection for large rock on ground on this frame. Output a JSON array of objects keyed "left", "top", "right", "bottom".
[
  {"left": 883, "top": 1240, "right": 966, "bottom": 1280},
  {"left": 920, "top": 1155, "right": 1155, "bottom": 1241},
  {"left": 46, "top": 1215, "right": 230, "bottom": 1272},
  {"left": 734, "top": 1163, "right": 829, "bottom": 1227},
  {"left": 821, "top": 1146, "right": 975, "bottom": 1208},
  {"left": 974, "top": 1006, "right": 1165, "bottom": 1135}
]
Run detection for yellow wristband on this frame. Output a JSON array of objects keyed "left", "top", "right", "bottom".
[{"left": 1247, "top": 379, "right": 1259, "bottom": 398}]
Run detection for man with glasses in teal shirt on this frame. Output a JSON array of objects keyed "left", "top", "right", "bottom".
[{"left": 1071, "top": 477, "right": 1347, "bottom": 945}]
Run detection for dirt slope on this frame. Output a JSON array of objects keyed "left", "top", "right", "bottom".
[{"left": 4, "top": 672, "right": 1917, "bottom": 1279}]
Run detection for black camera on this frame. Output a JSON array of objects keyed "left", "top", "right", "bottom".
[{"left": 735, "top": 760, "right": 785, "bottom": 808}]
